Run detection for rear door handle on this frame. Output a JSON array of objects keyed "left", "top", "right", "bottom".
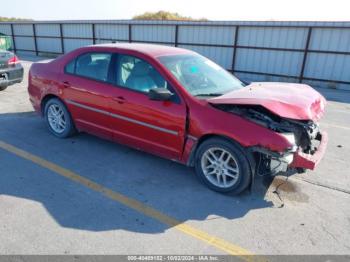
[
  {"left": 113, "top": 96, "right": 126, "bottom": 104},
  {"left": 62, "top": 81, "right": 71, "bottom": 88}
]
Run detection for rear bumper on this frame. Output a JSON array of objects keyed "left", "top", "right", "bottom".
[
  {"left": 29, "top": 96, "right": 42, "bottom": 114},
  {"left": 290, "top": 131, "right": 328, "bottom": 170},
  {"left": 0, "top": 65, "right": 24, "bottom": 87}
]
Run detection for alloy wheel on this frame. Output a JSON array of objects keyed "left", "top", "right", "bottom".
[
  {"left": 47, "top": 103, "right": 66, "bottom": 134},
  {"left": 200, "top": 147, "right": 240, "bottom": 188}
]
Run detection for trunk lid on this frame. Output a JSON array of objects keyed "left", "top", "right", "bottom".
[
  {"left": 0, "top": 51, "right": 12, "bottom": 69},
  {"left": 208, "top": 82, "right": 326, "bottom": 121}
]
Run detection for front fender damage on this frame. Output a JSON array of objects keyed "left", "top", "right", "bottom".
[
  {"left": 212, "top": 104, "right": 327, "bottom": 176},
  {"left": 249, "top": 146, "right": 296, "bottom": 176}
]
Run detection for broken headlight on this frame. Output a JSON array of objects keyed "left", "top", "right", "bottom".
[{"left": 280, "top": 132, "right": 298, "bottom": 153}]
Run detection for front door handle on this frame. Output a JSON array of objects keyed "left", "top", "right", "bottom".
[
  {"left": 62, "top": 81, "right": 71, "bottom": 88},
  {"left": 113, "top": 96, "right": 126, "bottom": 104}
]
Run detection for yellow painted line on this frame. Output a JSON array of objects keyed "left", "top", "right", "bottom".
[
  {"left": 0, "top": 140, "right": 262, "bottom": 262},
  {"left": 321, "top": 123, "right": 350, "bottom": 131}
]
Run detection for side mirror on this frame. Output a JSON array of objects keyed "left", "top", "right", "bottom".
[{"left": 148, "top": 88, "right": 173, "bottom": 101}]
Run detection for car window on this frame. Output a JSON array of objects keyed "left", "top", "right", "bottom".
[
  {"left": 158, "top": 54, "right": 244, "bottom": 97},
  {"left": 65, "top": 59, "right": 75, "bottom": 74},
  {"left": 116, "top": 55, "right": 167, "bottom": 93},
  {"left": 73, "top": 52, "right": 112, "bottom": 82}
]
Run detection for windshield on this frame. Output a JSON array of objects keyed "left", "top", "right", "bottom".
[{"left": 158, "top": 54, "right": 245, "bottom": 97}]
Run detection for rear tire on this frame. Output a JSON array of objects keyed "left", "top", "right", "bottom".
[
  {"left": 194, "top": 137, "right": 252, "bottom": 194},
  {"left": 0, "top": 86, "right": 8, "bottom": 91},
  {"left": 44, "top": 98, "right": 76, "bottom": 138}
]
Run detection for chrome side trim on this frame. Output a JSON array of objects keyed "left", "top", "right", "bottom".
[
  {"left": 66, "top": 99, "right": 109, "bottom": 116},
  {"left": 187, "top": 135, "right": 198, "bottom": 141},
  {"left": 65, "top": 99, "right": 178, "bottom": 136}
]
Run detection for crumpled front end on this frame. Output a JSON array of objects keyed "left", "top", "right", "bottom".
[
  {"left": 212, "top": 102, "right": 328, "bottom": 176},
  {"left": 251, "top": 117, "right": 328, "bottom": 175},
  {"left": 207, "top": 82, "right": 329, "bottom": 174},
  {"left": 290, "top": 131, "right": 328, "bottom": 170},
  {"left": 208, "top": 82, "right": 327, "bottom": 122}
]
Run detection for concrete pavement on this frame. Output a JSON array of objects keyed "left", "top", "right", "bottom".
[{"left": 0, "top": 55, "right": 349, "bottom": 256}]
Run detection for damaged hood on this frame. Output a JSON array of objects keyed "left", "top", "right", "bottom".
[{"left": 208, "top": 82, "right": 326, "bottom": 121}]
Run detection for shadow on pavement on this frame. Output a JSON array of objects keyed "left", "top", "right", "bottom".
[{"left": 0, "top": 111, "right": 275, "bottom": 233}]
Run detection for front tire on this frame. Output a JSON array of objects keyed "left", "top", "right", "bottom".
[
  {"left": 0, "top": 86, "right": 8, "bottom": 91},
  {"left": 44, "top": 98, "right": 76, "bottom": 138},
  {"left": 194, "top": 137, "right": 252, "bottom": 194}
]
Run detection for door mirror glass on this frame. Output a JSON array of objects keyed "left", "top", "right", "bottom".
[{"left": 148, "top": 88, "right": 173, "bottom": 101}]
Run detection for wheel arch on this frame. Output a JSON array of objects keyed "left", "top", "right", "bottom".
[
  {"left": 188, "top": 134, "right": 239, "bottom": 165},
  {"left": 187, "top": 133, "right": 256, "bottom": 182},
  {"left": 41, "top": 94, "right": 64, "bottom": 116},
  {"left": 41, "top": 94, "right": 77, "bottom": 138}
]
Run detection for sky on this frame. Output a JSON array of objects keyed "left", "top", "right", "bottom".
[{"left": 2, "top": 0, "right": 350, "bottom": 21}]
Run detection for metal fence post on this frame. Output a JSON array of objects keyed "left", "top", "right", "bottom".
[
  {"left": 299, "top": 27, "right": 312, "bottom": 83},
  {"left": 128, "top": 24, "right": 132, "bottom": 43},
  {"left": 4, "top": 21, "right": 349, "bottom": 87},
  {"left": 174, "top": 25, "right": 179, "bottom": 47},
  {"left": 32, "top": 23, "right": 38, "bottom": 56},
  {"left": 92, "top": 23, "right": 96, "bottom": 44},
  {"left": 10, "top": 24, "right": 17, "bottom": 53},
  {"left": 59, "top": 23, "right": 65, "bottom": 54},
  {"left": 231, "top": 26, "right": 239, "bottom": 72}
]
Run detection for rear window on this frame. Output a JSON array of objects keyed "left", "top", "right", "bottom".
[{"left": 64, "top": 52, "right": 112, "bottom": 82}]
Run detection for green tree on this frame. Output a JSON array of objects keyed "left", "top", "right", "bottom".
[
  {"left": 0, "top": 16, "right": 33, "bottom": 22},
  {"left": 133, "top": 11, "right": 207, "bottom": 21}
]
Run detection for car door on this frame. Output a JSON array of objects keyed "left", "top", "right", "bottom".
[
  {"left": 108, "top": 54, "right": 187, "bottom": 160},
  {"left": 60, "top": 52, "right": 114, "bottom": 139}
]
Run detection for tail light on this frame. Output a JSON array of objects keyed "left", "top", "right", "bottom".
[{"left": 8, "top": 55, "right": 19, "bottom": 66}]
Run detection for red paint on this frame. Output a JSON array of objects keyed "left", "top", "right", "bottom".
[
  {"left": 291, "top": 132, "right": 328, "bottom": 170},
  {"left": 28, "top": 44, "right": 327, "bottom": 170},
  {"left": 208, "top": 82, "right": 326, "bottom": 121},
  {"left": 8, "top": 55, "right": 20, "bottom": 65}
]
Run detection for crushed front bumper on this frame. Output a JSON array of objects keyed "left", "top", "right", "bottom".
[{"left": 290, "top": 131, "right": 328, "bottom": 170}]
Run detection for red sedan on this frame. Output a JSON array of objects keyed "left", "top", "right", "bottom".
[{"left": 28, "top": 43, "right": 328, "bottom": 194}]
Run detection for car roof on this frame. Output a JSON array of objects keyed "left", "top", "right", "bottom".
[{"left": 91, "top": 43, "right": 194, "bottom": 57}]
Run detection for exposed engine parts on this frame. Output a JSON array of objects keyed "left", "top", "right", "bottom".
[{"left": 214, "top": 104, "right": 322, "bottom": 176}]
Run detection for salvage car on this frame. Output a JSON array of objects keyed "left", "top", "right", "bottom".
[
  {"left": 0, "top": 50, "right": 23, "bottom": 91},
  {"left": 28, "top": 44, "right": 328, "bottom": 194}
]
